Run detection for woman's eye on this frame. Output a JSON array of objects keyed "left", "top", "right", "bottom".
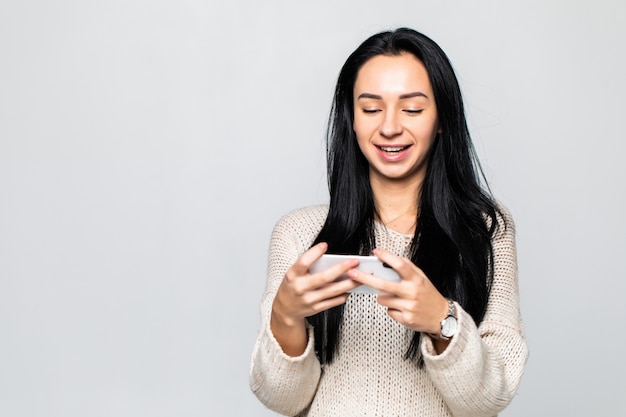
[
  {"left": 404, "top": 109, "right": 423, "bottom": 115},
  {"left": 362, "top": 108, "right": 380, "bottom": 114}
]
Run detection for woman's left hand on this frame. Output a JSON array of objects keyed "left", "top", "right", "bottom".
[{"left": 347, "top": 248, "right": 449, "bottom": 336}]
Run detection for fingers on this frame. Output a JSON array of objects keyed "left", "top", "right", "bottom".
[
  {"left": 308, "top": 292, "right": 352, "bottom": 313},
  {"left": 290, "top": 242, "right": 328, "bottom": 275},
  {"left": 346, "top": 250, "right": 411, "bottom": 296},
  {"left": 372, "top": 248, "right": 432, "bottom": 299},
  {"left": 378, "top": 292, "right": 448, "bottom": 334},
  {"left": 308, "top": 256, "right": 360, "bottom": 290},
  {"left": 349, "top": 248, "right": 448, "bottom": 333},
  {"left": 347, "top": 267, "right": 399, "bottom": 294},
  {"left": 277, "top": 244, "right": 362, "bottom": 321},
  {"left": 373, "top": 248, "right": 420, "bottom": 279},
  {"left": 291, "top": 243, "right": 362, "bottom": 290}
]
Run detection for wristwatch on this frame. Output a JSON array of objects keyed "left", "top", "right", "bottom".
[{"left": 432, "top": 299, "right": 457, "bottom": 341}]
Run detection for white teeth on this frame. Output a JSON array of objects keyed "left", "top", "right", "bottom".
[{"left": 379, "top": 146, "right": 408, "bottom": 153}]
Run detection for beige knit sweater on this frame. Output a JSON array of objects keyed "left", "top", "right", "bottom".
[{"left": 250, "top": 205, "right": 527, "bottom": 417}]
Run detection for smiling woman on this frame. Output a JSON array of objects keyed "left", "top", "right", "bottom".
[
  {"left": 249, "top": 28, "right": 528, "bottom": 417},
  {"left": 353, "top": 53, "right": 440, "bottom": 206}
]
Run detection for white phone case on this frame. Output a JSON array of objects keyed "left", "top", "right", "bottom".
[{"left": 309, "top": 254, "right": 401, "bottom": 294}]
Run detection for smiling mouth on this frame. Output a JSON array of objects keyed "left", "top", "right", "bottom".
[{"left": 377, "top": 145, "right": 411, "bottom": 154}]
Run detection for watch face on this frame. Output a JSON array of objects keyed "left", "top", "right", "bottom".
[{"left": 441, "top": 316, "right": 458, "bottom": 338}]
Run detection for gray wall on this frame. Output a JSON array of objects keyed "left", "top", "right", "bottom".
[{"left": 1, "top": 1, "right": 624, "bottom": 416}]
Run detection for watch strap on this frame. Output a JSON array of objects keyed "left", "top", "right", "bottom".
[{"left": 429, "top": 299, "right": 457, "bottom": 341}]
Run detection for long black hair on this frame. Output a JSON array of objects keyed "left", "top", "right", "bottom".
[{"left": 306, "top": 28, "right": 504, "bottom": 364}]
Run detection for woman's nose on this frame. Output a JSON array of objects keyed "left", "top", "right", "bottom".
[{"left": 379, "top": 111, "right": 402, "bottom": 138}]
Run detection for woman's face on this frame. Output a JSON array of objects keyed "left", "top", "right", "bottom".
[{"left": 353, "top": 53, "right": 439, "bottom": 187}]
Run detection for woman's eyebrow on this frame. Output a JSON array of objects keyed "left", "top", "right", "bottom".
[
  {"left": 357, "top": 93, "right": 382, "bottom": 100},
  {"left": 357, "top": 91, "right": 429, "bottom": 100},
  {"left": 399, "top": 91, "right": 428, "bottom": 99}
]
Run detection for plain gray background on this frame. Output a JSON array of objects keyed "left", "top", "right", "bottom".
[{"left": 1, "top": 1, "right": 625, "bottom": 416}]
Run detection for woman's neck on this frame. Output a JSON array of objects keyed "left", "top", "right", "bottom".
[{"left": 370, "top": 176, "right": 421, "bottom": 235}]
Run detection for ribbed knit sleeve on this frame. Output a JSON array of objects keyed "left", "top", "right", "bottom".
[
  {"left": 420, "top": 206, "right": 528, "bottom": 417},
  {"left": 249, "top": 206, "right": 328, "bottom": 416}
]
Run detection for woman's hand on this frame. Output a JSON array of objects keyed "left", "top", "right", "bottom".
[
  {"left": 347, "top": 248, "right": 451, "bottom": 352},
  {"left": 271, "top": 242, "right": 361, "bottom": 356}
]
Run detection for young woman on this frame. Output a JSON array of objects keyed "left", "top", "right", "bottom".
[{"left": 250, "top": 28, "right": 528, "bottom": 417}]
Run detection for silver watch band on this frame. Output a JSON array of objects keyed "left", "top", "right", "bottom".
[{"left": 429, "top": 299, "right": 457, "bottom": 341}]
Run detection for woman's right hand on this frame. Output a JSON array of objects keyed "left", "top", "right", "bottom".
[{"left": 270, "top": 242, "right": 361, "bottom": 356}]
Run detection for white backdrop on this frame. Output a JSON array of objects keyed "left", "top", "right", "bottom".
[{"left": 1, "top": 1, "right": 625, "bottom": 416}]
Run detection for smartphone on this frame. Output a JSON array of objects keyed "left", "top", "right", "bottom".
[{"left": 309, "top": 254, "right": 400, "bottom": 294}]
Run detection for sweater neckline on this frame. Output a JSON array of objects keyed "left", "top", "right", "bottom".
[{"left": 374, "top": 219, "right": 415, "bottom": 239}]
